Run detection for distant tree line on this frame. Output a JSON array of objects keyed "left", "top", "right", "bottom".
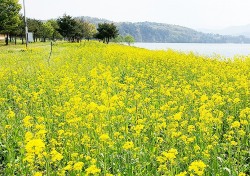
[{"left": 0, "top": 0, "right": 128, "bottom": 45}]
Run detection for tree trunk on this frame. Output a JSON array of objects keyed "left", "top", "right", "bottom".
[
  {"left": 15, "top": 35, "right": 17, "bottom": 45},
  {"left": 21, "top": 34, "right": 24, "bottom": 44},
  {"left": 5, "top": 33, "right": 9, "bottom": 45}
]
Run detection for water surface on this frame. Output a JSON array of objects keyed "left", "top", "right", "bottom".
[{"left": 133, "top": 43, "right": 250, "bottom": 58}]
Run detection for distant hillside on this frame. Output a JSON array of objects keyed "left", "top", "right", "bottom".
[
  {"left": 77, "top": 16, "right": 112, "bottom": 25},
  {"left": 199, "top": 24, "right": 250, "bottom": 38},
  {"left": 78, "top": 16, "right": 250, "bottom": 43}
]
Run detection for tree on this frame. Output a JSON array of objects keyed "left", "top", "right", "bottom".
[
  {"left": 10, "top": 14, "right": 25, "bottom": 45},
  {"left": 27, "top": 18, "right": 43, "bottom": 42},
  {"left": 57, "top": 15, "right": 85, "bottom": 42},
  {"left": 94, "top": 32, "right": 104, "bottom": 42},
  {"left": 47, "top": 19, "right": 62, "bottom": 41},
  {"left": 82, "top": 22, "right": 97, "bottom": 41},
  {"left": 40, "top": 22, "right": 54, "bottom": 42},
  {"left": 95, "top": 23, "right": 119, "bottom": 44},
  {"left": 111, "top": 35, "right": 124, "bottom": 43},
  {"left": 57, "top": 14, "right": 77, "bottom": 41},
  {"left": 73, "top": 20, "right": 85, "bottom": 42},
  {"left": 124, "top": 35, "right": 135, "bottom": 46},
  {"left": 57, "top": 14, "right": 75, "bottom": 41},
  {"left": 0, "top": 0, "right": 21, "bottom": 45}
]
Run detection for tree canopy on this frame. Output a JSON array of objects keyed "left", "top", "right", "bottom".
[
  {"left": 0, "top": 0, "right": 21, "bottom": 45},
  {"left": 124, "top": 35, "right": 135, "bottom": 45},
  {"left": 57, "top": 15, "right": 77, "bottom": 41},
  {"left": 57, "top": 15, "right": 85, "bottom": 42},
  {"left": 95, "top": 23, "right": 119, "bottom": 44},
  {"left": 1, "top": 12, "right": 123, "bottom": 45},
  {"left": 82, "top": 22, "right": 97, "bottom": 41}
]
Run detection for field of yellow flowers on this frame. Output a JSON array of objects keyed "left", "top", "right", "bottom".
[{"left": 0, "top": 41, "right": 249, "bottom": 176}]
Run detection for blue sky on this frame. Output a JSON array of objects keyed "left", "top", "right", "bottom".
[{"left": 19, "top": 0, "right": 250, "bottom": 29}]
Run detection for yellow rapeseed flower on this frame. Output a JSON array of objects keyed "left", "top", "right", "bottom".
[
  {"left": 7, "top": 110, "right": 15, "bottom": 119},
  {"left": 188, "top": 160, "right": 206, "bottom": 176},
  {"left": 85, "top": 165, "right": 101, "bottom": 175},
  {"left": 33, "top": 172, "right": 43, "bottom": 176},
  {"left": 122, "top": 141, "right": 134, "bottom": 150},
  {"left": 176, "top": 171, "right": 187, "bottom": 176},
  {"left": 73, "top": 162, "right": 84, "bottom": 171},
  {"left": 238, "top": 172, "right": 246, "bottom": 176},
  {"left": 25, "top": 139, "right": 45, "bottom": 154},
  {"left": 23, "top": 116, "right": 33, "bottom": 127},
  {"left": 231, "top": 121, "right": 241, "bottom": 128},
  {"left": 99, "top": 134, "right": 110, "bottom": 142},
  {"left": 50, "top": 149, "right": 63, "bottom": 162}
]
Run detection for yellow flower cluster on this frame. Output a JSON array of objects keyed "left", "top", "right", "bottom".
[
  {"left": 122, "top": 141, "right": 134, "bottom": 150},
  {"left": 0, "top": 41, "right": 249, "bottom": 175},
  {"left": 188, "top": 160, "right": 206, "bottom": 176}
]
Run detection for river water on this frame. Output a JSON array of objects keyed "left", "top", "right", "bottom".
[{"left": 133, "top": 43, "right": 250, "bottom": 58}]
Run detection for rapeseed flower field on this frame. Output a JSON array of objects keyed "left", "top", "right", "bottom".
[{"left": 0, "top": 42, "right": 249, "bottom": 176}]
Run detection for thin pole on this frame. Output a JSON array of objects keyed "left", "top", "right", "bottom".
[{"left": 23, "top": 0, "right": 28, "bottom": 48}]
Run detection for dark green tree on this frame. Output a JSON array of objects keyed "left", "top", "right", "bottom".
[
  {"left": 95, "top": 23, "right": 119, "bottom": 44},
  {"left": 0, "top": 0, "right": 21, "bottom": 45},
  {"left": 57, "top": 14, "right": 79, "bottom": 42},
  {"left": 8, "top": 14, "right": 24, "bottom": 45},
  {"left": 16, "top": 15, "right": 25, "bottom": 44},
  {"left": 94, "top": 32, "right": 105, "bottom": 42}
]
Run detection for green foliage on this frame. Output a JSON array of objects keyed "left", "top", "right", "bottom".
[
  {"left": 57, "top": 15, "right": 85, "bottom": 42},
  {"left": 27, "top": 18, "right": 43, "bottom": 41},
  {"left": 95, "top": 23, "right": 119, "bottom": 44},
  {"left": 57, "top": 15, "right": 77, "bottom": 41},
  {"left": 47, "top": 20, "right": 63, "bottom": 41},
  {"left": 0, "top": 141, "right": 7, "bottom": 175},
  {"left": 12, "top": 14, "right": 25, "bottom": 37},
  {"left": 82, "top": 22, "right": 97, "bottom": 40},
  {"left": 111, "top": 35, "right": 124, "bottom": 43},
  {"left": 124, "top": 35, "right": 135, "bottom": 45},
  {"left": 0, "top": 0, "right": 21, "bottom": 45},
  {"left": 73, "top": 20, "right": 85, "bottom": 42},
  {"left": 40, "top": 22, "right": 54, "bottom": 42}
]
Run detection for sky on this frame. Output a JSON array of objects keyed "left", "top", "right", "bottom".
[{"left": 18, "top": 0, "right": 250, "bottom": 30}]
